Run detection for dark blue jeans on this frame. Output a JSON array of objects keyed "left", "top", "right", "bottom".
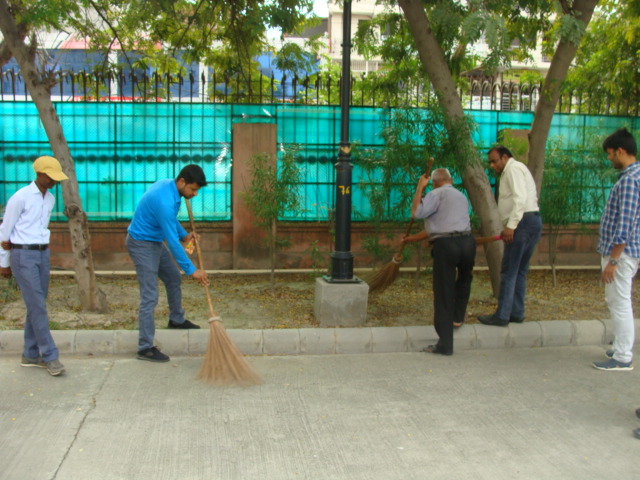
[
  {"left": 495, "top": 213, "right": 542, "bottom": 321},
  {"left": 126, "top": 235, "right": 185, "bottom": 351}
]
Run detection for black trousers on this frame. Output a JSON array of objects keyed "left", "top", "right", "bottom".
[{"left": 431, "top": 235, "right": 476, "bottom": 353}]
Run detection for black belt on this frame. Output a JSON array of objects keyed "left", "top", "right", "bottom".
[
  {"left": 429, "top": 231, "right": 472, "bottom": 242},
  {"left": 523, "top": 211, "right": 540, "bottom": 217},
  {"left": 10, "top": 243, "right": 49, "bottom": 251}
]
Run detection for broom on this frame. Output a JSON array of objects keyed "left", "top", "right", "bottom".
[
  {"left": 185, "top": 199, "right": 261, "bottom": 386},
  {"left": 367, "top": 157, "right": 435, "bottom": 293},
  {"left": 367, "top": 234, "right": 503, "bottom": 293}
]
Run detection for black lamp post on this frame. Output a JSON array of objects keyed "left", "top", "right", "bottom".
[{"left": 329, "top": 0, "right": 356, "bottom": 283}]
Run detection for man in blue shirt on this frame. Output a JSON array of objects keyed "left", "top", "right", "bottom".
[
  {"left": 127, "top": 164, "right": 209, "bottom": 362},
  {"left": 401, "top": 168, "right": 476, "bottom": 355},
  {"left": 593, "top": 128, "right": 640, "bottom": 372}
]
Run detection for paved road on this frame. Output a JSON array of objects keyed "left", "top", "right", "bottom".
[{"left": 1, "top": 346, "right": 638, "bottom": 480}]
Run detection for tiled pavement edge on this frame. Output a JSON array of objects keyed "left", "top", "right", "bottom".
[{"left": 1, "top": 319, "right": 638, "bottom": 357}]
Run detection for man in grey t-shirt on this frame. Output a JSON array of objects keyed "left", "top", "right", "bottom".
[{"left": 402, "top": 168, "right": 475, "bottom": 355}]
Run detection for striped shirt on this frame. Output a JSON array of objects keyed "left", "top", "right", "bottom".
[{"left": 598, "top": 161, "right": 640, "bottom": 258}]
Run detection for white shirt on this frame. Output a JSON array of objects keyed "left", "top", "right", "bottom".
[
  {"left": 498, "top": 158, "right": 539, "bottom": 230},
  {"left": 0, "top": 182, "right": 55, "bottom": 268}
]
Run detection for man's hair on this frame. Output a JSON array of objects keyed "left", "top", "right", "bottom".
[
  {"left": 431, "top": 168, "right": 452, "bottom": 183},
  {"left": 602, "top": 128, "right": 637, "bottom": 156},
  {"left": 488, "top": 146, "right": 513, "bottom": 158},
  {"left": 177, "top": 164, "right": 207, "bottom": 186}
]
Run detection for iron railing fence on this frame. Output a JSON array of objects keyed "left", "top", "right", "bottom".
[{"left": 1, "top": 68, "right": 638, "bottom": 116}]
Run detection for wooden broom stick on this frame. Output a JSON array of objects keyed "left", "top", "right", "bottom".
[{"left": 185, "top": 199, "right": 260, "bottom": 386}]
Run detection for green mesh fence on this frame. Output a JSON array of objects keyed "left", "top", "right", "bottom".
[{"left": 1, "top": 102, "right": 638, "bottom": 222}]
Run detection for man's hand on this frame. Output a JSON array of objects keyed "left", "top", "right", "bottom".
[
  {"left": 191, "top": 269, "right": 209, "bottom": 286},
  {"left": 602, "top": 262, "right": 617, "bottom": 284},
  {"left": 501, "top": 228, "right": 515, "bottom": 244},
  {"left": 182, "top": 232, "right": 199, "bottom": 244},
  {"left": 1, "top": 267, "right": 12, "bottom": 279},
  {"left": 1, "top": 241, "right": 10, "bottom": 250},
  {"left": 417, "top": 174, "right": 430, "bottom": 190}
]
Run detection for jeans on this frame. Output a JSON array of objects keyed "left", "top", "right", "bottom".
[
  {"left": 10, "top": 248, "right": 59, "bottom": 362},
  {"left": 495, "top": 213, "right": 542, "bottom": 321},
  {"left": 602, "top": 253, "right": 639, "bottom": 364},
  {"left": 431, "top": 234, "right": 476, "bottom": 352},
  {"left": 126, "top": 235, "right": 185, "bottom": 351}
]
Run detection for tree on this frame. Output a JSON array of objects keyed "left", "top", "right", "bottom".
[
  {"left": 243, "top": 149, "right": 303, "bottom": 288},
  {"left": 565, "top": 0, "right": 640, "bottom": 115},
  {"left": 538, "top": 140, "right": 583, "bottom": 285},
  {"left": 0, "top": 0, "right": 106, "bottom": 311},
  {"left": 395, "top": 0, "right": 505, "bottom": 294},
  {"left": 352, "top": 0, "right": 599, "bottom": 294},
  {"left": 527, "top": 0, "right": 599, "bottom": 193},
  {"left": 0, "top": 0, "right": 316, "bottom": 310}
]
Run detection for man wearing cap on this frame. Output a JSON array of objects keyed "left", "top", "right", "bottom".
[{"left": 0, "top": 156, "right": 68, "bottom": 376}]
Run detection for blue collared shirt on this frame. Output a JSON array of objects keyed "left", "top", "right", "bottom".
[
  {"left": 598, "top": 162, "right": 640, "bottom": 258},
  {"left": 128, "top": 179, "right": 195, "bottom": 275}
]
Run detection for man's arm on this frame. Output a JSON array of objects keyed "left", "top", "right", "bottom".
[
  {"left": 411, "top": 175, "right": 431, "bottom": 218},
  {"left": 602, "top": 243, "right": 626, "bottom": 284},
  {"left": 0, "top": 193, "right": 24, "bottom": 271},
  {"left": 501, "top": 165, "right": 527, "bottom": 243}
]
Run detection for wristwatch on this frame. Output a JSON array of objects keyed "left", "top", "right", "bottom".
[{"left": 609, "top": 258, "right": 619, "bottom": 266}]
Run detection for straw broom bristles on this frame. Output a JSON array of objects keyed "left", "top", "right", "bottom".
[
  {"left": 185, "top": 199, "right": 260, "bottom": 387},
  {"left": 367, "top": 250, "right": 406, "bottom": 294},
  {"left": 196, "top": 318, "right": 261, "bottom": 386}
]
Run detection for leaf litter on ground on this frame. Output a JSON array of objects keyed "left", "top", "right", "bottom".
[{"left": 1, "top": 269, "right": 636, "bottom": 331}]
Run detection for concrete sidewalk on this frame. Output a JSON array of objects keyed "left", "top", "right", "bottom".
[
  {"left": 1, "top": 318, "right": 637, "bottom": 357},
  {"left": 1, "top": 347, "right": 638, "bottom": 480}
]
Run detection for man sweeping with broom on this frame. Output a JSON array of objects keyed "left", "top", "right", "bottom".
[
  {"left": 401, "top": 168, "right": 476, "bottom": 356},
  {"left": 126, "top": 164, "right": 209, "bottom": 363}
]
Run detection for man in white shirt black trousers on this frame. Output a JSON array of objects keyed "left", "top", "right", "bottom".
[
  {"left": 478, "top": 146, "right": 542, "bottom": 326},
  {"left": 0, "top": 156, "right": 68, "bottom": 376}
]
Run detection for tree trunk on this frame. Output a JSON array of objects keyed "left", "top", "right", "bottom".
[
  {"left": 527, "top": 0, "right": 599, "bottom": 193},
  {"left": 0, "top": 0, "right": 107, "bottom": 312},
  {"left": 398, "top": 0, "right": 504, "bottom": 295},
  {"left": 270, "top": 217, "right": 276, "bottom": 288}
]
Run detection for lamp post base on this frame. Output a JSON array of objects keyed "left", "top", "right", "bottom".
[{"left": 314, "top": 276, "right": 369, "bottom": 327}]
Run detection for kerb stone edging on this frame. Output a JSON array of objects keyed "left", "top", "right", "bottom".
[{"left": 0, "top": 319, "right": 637, "bottom": 357}]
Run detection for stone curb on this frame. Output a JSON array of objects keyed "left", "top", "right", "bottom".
[{"left": 1, "top": 319, "right": 637, "bottom": 357}]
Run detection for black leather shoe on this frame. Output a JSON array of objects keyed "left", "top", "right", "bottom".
[
  {"left": 477, "top": 314, "right": 508, "bottom": 326},
  {"left": 634, "top": 427, "right": 640, "bottom": 440},
  {"left": 422, "top": 344, "right": 453, "bottom": 356},
  {"left": 636, "top": 408, "right": 640, "bottom": 419},
  {"left": 510, "top": 316, "right": 525, "bottom": 323},
  {"left": 168, "top": 319, "right": 201, "bottom": 329}
]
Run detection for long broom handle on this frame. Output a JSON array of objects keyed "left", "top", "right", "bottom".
[
  {"left": 185, "top": 198, "right": 217, "bottom": 319},
  {"left": 475, "top": 234, "right": 502, "bottom": 245}
]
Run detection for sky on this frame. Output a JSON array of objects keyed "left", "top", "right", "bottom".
[{"left": 314, "top": 0, "right": 328, "bottom": 17}]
